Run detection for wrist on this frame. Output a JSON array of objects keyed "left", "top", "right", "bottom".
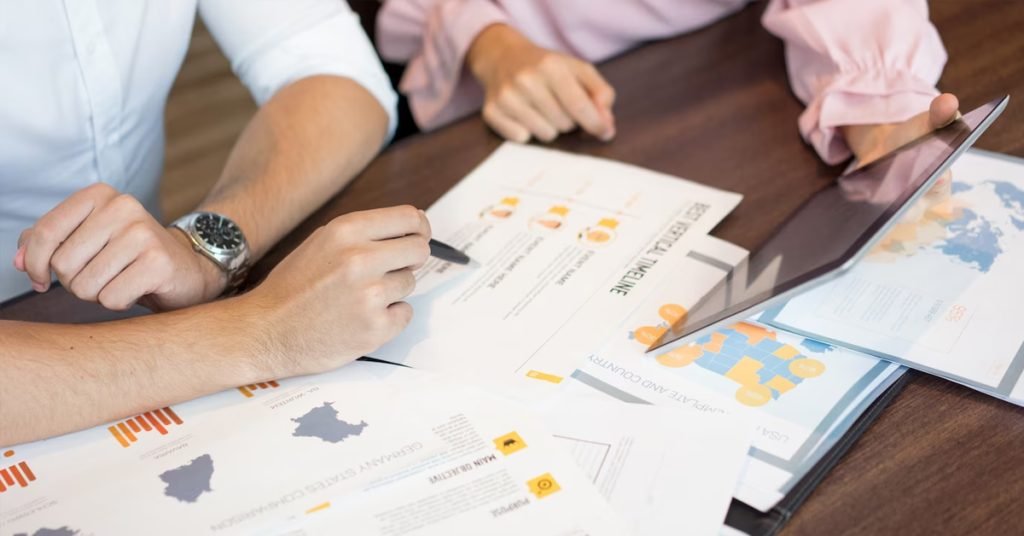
[
  {"left": 467, "top": 23, "right": 525, "bottom": 82},
  {"left": 197, "top": 294, "right": 282, "bottom": 387},
  {"left": 169, "top": 227, "right": 229, "bottom": 300}
]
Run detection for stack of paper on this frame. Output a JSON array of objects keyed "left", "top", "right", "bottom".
[
  {"left": 6, "top": 143, "right": 967, "bottom": 536},
  {"left": 0, "top": 359, "right": 753, "bottom": 535}
]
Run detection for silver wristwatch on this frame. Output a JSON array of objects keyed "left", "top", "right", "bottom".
[{"left": 171, "top": 211, "right": 251, "bottom": 291}]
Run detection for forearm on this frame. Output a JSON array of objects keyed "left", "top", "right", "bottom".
[
  {"left": 198, "top": 75, "right": 390, "bottom": 259},
  {"left": 0, "top": 298, "right": 272, "bottom": 445}
]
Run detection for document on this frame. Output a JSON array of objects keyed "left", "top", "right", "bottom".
[
  {"left": 534, "top": 394, "right": 751, "bottom": 536},
  {"left": 269, "top": 377, "right": 631, "bottom": 536},
  {"left": 764, "top": 150, "right": 1024, "bottom": 404},
  {"left": 372, "top": 143, "right": 742, "bottom": 384},
  {"left": 1, "top": 362, "right": 629, "bottom": 536},
  {"left": 0, "top": 362, "right": 451, "bottom": 535},
  {"left": 568, "top": 239, "right": 904, "bottom": 512}
]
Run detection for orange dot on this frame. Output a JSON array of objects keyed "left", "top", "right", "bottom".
[
  {"left": 633, "top": 326, "right": 667, "bottom": 346},
  {"left": 659, "top": 304, "right": 687, "bottom": 324},
  {"left": 3, "top": 450, "right": 13, "bottom": 458},
  {"left": 587, "top": 229, "right": 611, "bottom": 243},
  {"left": 656, "top": 345, "right": 703, "bottom": 368}
]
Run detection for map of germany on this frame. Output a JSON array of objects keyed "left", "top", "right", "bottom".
[
  {"left": 159, "top": 454, "right": 215, "bottom": 503},
  {"left": 291, "top": 402, "right": 368, "bottom": 444}
]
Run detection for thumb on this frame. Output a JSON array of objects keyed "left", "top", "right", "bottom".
[
  {"left": 573, "top": 61, "right": 617, "bottom": 134},
  {"left": 929, "top": 93, "right": 960, "bottom": 129}
]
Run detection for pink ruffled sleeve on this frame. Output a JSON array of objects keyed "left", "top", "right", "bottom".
[
  {"left": 762, "top": 0, "right": 948, "bottom": 164},
  {"left": 376, "top": 0, "right": 509, "bottom": 130}
]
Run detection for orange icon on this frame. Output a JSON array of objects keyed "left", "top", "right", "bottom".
[
  {"left": 632, "top": 326, "right": 667, "bottom": 346},
  {"left": 494, "top": 431, "right": 528, "bottom": 456},
  {"left": 578, "top": 218, "right": 619, "bottom": 246},
  {"left": 108, "top": 407, "right": 184, "bottom": 448},
  {"left": 481, "top": 197, "right": 520, "bottom": 220},
  {"left": 0, "top": 450, "right": 36, "bottom": 493},
  {"left": 527, "top": 473, "right": 562, "bottom": 499},
  {"left": 238, "top": 381, "right": 280, "bottom": 398},
  {"left": 530, "top": 205, "right": 570, "bottom": 231}
]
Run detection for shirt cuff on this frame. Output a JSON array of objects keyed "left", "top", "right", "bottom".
[
  {"left": 800, "top": 71, "right": 939, "bottom": 165},
  {"left": 400, "top": 0, "right": 509, "bottom": 130}
]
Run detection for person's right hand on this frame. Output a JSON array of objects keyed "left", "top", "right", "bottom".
[
  {"left": 244, "top": 205, "right": 431, "bottom": 378},
  {"left": 466, "top": 24, "right": 616, "bottom": 143}
]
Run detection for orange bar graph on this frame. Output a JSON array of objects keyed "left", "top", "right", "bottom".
[
  {"left": 0, "top": 450, "right": 36, "bottom": 493},
  {"left": 236, "top": 381, "right": 281, "bottom": 398},
  {"left": 144, "top": 412, "right": 168, "bottom": 435},
  {"left": 107, "top": 407, "right": 185, "bottom": 448}
]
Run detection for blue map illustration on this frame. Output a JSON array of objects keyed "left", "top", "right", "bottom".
[
  {"left": 291, "top": 402, "right": 368, "bottom": 444},
  {"left": 159, "top": 454, "right": 214, "bottom": 503},
  {"left": 13, "top": 528, "right": 78, "bottom": 536},
  {"left": 936, "top": 180, "right": 1024, "bottom": 272},
  {"left": 656, "top": 322, "right": 827, "bottom": 406}
]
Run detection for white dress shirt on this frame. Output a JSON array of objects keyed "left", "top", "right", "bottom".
[{"left": 0, "top": 0, "right": 397, "bottom": 302}]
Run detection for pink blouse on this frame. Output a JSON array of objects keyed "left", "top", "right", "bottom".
[{"left": 376, "top": 0, "right": 947, "bottom": 164}]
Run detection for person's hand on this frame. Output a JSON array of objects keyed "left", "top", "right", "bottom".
[
  {"left": 841, "top": 93, "right": 961, "bottom": 167},
  {"left": 244, "top": 205, "right": 431, "bottom": 377},
  {"left": 466, "top": 23, "right": 616, "bottom": 143},
  {"left": 13, "top": 183, "right": 226, "bottom": 311}
]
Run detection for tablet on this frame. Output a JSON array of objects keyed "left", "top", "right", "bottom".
[{"left": 649, "top": 95, "right": 1009, "bottom": 351}]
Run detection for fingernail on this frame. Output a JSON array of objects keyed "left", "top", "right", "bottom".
[{"left": 32, "top": 282, "right": 47, "bottom": 293}]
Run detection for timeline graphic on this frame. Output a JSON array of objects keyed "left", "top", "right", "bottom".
[{"left": 108, "top": 407, "right": 184, "bottom": 448}]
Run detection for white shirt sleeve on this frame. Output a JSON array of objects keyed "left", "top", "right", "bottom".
[{"left": 199, "top": 0, "right": 398, "bottom": 139}]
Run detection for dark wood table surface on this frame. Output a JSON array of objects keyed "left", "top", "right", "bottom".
[{"left": 2, "top": 1, "right": 1022, "bottom": 534}]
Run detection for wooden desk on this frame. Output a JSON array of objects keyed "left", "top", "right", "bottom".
[{"left": 2, "top": 1, "right": 1022, "bottom": 533}]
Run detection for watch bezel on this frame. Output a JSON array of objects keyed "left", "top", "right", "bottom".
[
  {"left": 192, "top": 212, "right": 246, "bottom": 256},
  {"left": 171, "top": 211, "right": 251, "bottom": 276}
]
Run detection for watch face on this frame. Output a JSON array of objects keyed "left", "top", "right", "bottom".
[{"left": 195, "top": 213, "right": 244, "bottom": 252}]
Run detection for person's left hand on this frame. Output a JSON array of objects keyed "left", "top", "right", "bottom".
[
  {"left": 841, "top": 93, "right": 960, "bottom": 167},
  {"left": 14, "top": 183, "right": 226, "bottom": 311}
]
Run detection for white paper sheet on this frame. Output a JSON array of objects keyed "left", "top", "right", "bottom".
[
  {"left": 535, "top": 394, "right": 751, "bottom": 536},
  {"left": 372, "top": 143, "right": 742, "bottom": 384},
  {"left": 1, "top": 363, "right": 630, "bottom": 536}
]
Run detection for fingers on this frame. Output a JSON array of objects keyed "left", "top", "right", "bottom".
[
  {"left": 929, "top": 93, "right": 960, "bottom": 129},
  {"left": 573, "top": 61, "right": 617, "bottom": 132},
  {"left": 378, "top": 268, "right": 417, "bottom": 305},
  {"left": 386, "top": 301, "right": 414, "bottom": 333},
  {"left": 515, "top": 73, "right": 575, "bottom": 133},
  {"left": 64, "top": 231, "right": 141, "bottom": 302},
  {"left": 333, "top": 205, "right": 431, "bottom": 243},
  {"left": 494, "top": 90, "right": 559, "bottom": 142},
  {"left": 21, "top": 184, "right": 119, "bottom": 290},
  {"left": 13, "top": 245, "right": 25, "bottom": 271},
  {"left": 94, "top": 260, "right": 153, "bottom": 311},
  {"left": 550, "top": 62, "right": 615, "bottom": 141},
  {"left": 366, "top": 235, "right": 432, "bottom": 275},
  {"left": 483, "top": 104, "right": 531, "bottom": 143}
]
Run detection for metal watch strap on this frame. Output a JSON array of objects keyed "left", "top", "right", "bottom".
[{"left": 171, "top": 212, "right": 251, "bottom": 295}]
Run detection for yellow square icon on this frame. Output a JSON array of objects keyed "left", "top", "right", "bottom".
[
  {"left": 527, "top": 473, "right": 561, "bottom": 499},
  {"left": 494, "top": 431, "right": 527, "bottom": 456}
]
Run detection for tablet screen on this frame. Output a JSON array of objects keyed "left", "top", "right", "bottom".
[{"left": 650, "top": 96, "right": 1008, "bottom": 351}]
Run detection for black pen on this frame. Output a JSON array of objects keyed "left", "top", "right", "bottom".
[{"left": 429, "top": 239, "right": 475, "bottom": 265}]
